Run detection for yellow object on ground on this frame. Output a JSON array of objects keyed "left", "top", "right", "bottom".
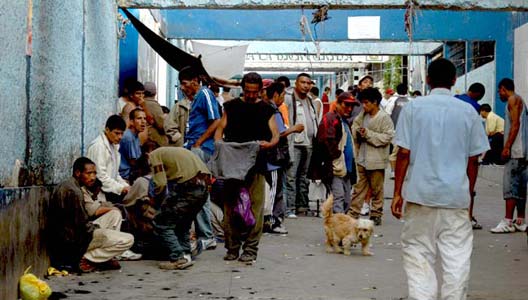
[
  {"left": 47, "top": 267, "right": 69, "bottom": 277},
  {"left": 19, "top": 266, "right": 52, "bottom": 300}
]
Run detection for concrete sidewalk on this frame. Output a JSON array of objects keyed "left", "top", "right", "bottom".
[{"left": 47, "top": 175, "right": 528, "bottom": 300}]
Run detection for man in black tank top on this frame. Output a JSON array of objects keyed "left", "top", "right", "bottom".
[{"left": 214, "top": 72, "right": 279, "bottom": 263}]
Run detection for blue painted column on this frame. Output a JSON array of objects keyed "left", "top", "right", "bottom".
[{"left": 119, "top": 9, "right": 139, "bottom": 99}]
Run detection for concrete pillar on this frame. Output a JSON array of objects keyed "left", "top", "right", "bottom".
[
  {"left": 0, "top": 0, "right": 30, "bottom": 186},
  {"left": 28, "top": 0, "right": 118, "bottom": 184}
]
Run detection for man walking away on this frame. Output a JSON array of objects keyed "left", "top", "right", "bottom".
[
  {"left": 388, "top": 83, "right": 410, "bottom": 179},
  {"left": 455, "top": 82, "right": 485, "bottom": 113},
  {"left": 392, "top": 58, "right": 489, "bottom": 300}
]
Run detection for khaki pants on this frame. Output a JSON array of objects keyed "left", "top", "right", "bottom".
[
  {"left": 85, "top": 210, "right": 134, "bottom": 263},
  {"left": 223, "top": 173, "right": 265, "bottom": 257},
  {"left": 348, "top": 165, "right": 385, "bottom": 218},
  {"left": 402, "top": 203, "right": 472, "bottom": 300},
  {"left": 93, "top": 209, "right": 122, "bottom": 231}
]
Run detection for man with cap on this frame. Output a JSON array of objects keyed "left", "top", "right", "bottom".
[
  {"left": 380, "top": 88, "right": 395, "bottom": 110},
  {"left": 143, "top": 82, "right": 169, "bottom": 147},
  {"left": 310, "top": 92, "right": 359, "bottom": 212}
]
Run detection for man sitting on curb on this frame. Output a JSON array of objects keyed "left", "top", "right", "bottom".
[
  {"left": 48, "top": 157, "right": 135, "bottom": 272},
  {"left": 82, "top": 178, "right": 142, "bottom": 261}
]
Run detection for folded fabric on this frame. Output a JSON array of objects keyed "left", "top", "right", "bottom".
[{"left": 207, "top": 141, "right": 260, "bottom": 180}]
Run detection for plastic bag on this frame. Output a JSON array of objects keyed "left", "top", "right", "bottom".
[
  {"left": 19, "top": 266, "right": 52, "bottom": 300},
  {"left": 234, "top": 187, "right": 255, "bottom": 227}
]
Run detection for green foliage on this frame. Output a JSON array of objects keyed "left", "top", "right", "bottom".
[{"left": 383, "top": 56, "right": 403, "bottom": 91}]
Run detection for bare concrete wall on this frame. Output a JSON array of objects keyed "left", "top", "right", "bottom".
[
  {"left": 0, "top": 187, "right": 51, "bottom": 300},
  {"left": 0, "top": 0, "right": 119, "bottom": 186},
  {"left": 83, "top": 0, "right": 120, "bottom": 152},
  {"left": 0, "top": 0, "right": 29, "bottom": 186}
]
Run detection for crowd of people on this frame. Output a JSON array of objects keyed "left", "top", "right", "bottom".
[{"left": 46, "top": 59, "right": 526, "bottom": 299}]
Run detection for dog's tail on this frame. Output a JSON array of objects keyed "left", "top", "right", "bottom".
[{"left": 321, "top": 194, "right": 334, "bottom": 221}]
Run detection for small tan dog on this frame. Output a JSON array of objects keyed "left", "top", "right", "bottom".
[{"left": 322, "top": 195, "right": 374, "bottom": 256}]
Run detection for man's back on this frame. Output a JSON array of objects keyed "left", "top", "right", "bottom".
[
  {"left": 395, "top": 88, "right": 489, "bottom": 208},
  {"left": 144, "top": 98, "right": 168, "bottom": 146},
  {"left": 390, "top": 96, "right": 410, "bottom": 127}
]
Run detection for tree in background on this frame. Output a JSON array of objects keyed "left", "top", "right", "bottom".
[{"left": 383, "top": 56, "right": 402, "bottom": 91}]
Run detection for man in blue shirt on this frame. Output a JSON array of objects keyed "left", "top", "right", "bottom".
[
  {"left": 179, "top": 66, "right": 221, "bottom": 161},
  {"left": 119, "top": 108, "right": 146, "bottom": 182},
  {"left": 455, "top": 82, "right": 485, "bottom": 113},
  {"left": 178, "top": 66, "right": 221, "bottom": 251},
  {"left": 392, "top": 59, "right": 489, "bottom": 300}
]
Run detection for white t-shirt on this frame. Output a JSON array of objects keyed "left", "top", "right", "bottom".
[
  {"left": 383, "top": 95, "right": 398, "bottom": 115},
  {"left": 394, "top": 88, "right": 489, "bottom": 208}
]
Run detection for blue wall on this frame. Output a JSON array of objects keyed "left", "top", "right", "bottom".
[
  {"left": 164, "top": 9, "right": 513, "bottom": 116},
  {"left": 119, "top": 9, "right": 140, "bottom": 97},
  {"left": 165, "top": 9, "right": 511, "bottom": 41}
]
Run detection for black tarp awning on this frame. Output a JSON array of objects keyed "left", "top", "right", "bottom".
[{"left": 121, "top": 8, "right": 213, "bottom": 82}]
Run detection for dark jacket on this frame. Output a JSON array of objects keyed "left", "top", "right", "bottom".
[
  {"left": 47, "top": 177, "right": 97, "bottom": 269},
  {"left": 308, "top": 111, "right": 343, "bottom": 184}
]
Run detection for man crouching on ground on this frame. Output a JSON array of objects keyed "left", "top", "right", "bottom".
[
  {"left": 149, "top": 147, "right": 211, "bottom": 270},
  {"left": 48, "top": 157, "right": 135, "bottom": 273}
]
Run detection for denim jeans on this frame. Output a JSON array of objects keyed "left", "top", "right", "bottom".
[
  {"left": 190, "top": 147, "right": 215, "bottom": 240},
  {"left": 285, "top": 146, "right": 312, "bottom": 213},
  {"left": 330, "top": 174, "right": 352, "bottom": 213},
  {"left": 153, "top": 180, "right": 208, "bottom": 261}
]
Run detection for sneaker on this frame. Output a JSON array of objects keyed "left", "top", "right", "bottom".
[
  {"left": 490, "top": 219, "right": 515, "bottom": 233},
  {"left": 471, "top": 217, "right": 483, "bottom": 230},
  {"left": 99, "top": 258, "right": 121, "bottom": 270},
  {"left": 370, "top": 216, "right": 382, "bottom": 226},
  {"left": 286, "top": 212, "right": 297, "bottom": 219},
  {"left": 159, "top": 254, "right": 193, "bottom": 270},
  {"left": 271, "top": 224, "right": 288, "bottom": 234},
  {"left": 513, "top": 222, "right": 527, "bottom": 232},
  {"left": 223, "top": 252, "right": 239, "bottom": 261},
  {"left": 116, "top": 250, "right": 142, "bottom": 261},
  {"left": 238, "top": 252, "right": 256, "bottom": 263},
  {"left": 360, "top": 203, "right": 370, "bottom": 216},
  {"left": 191, "top": 238, "right": 204, "bottom": 258},
  {"left": 201, "top": 238, "right": 217, "bottom": 250},
  {"left": 78, "top": 257, "right": 97, "bottom": 273}
]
